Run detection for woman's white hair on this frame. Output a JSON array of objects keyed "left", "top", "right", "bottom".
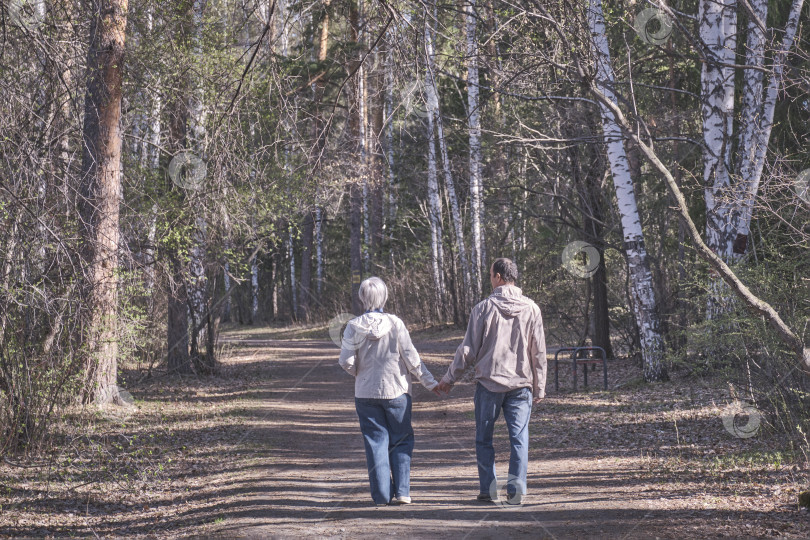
[{"left": 358, "top": 277, "right": 388, "bottom": 311}]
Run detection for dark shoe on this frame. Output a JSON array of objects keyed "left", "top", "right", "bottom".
[{"left": 477, "top": 493, "right": 500, "bottom": 503}]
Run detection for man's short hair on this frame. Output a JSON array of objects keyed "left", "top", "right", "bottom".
[
  {"left": 492, "top": 258, "right": 518, "bottom": 283},
  {"left": 358, "top": 276, "right": 389, "bottom": 311}
]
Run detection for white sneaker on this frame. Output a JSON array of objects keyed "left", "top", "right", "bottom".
[{"left": 391, "top": 496, "right": 412, "bottom": 505}]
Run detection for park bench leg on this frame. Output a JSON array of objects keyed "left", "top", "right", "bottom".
[
  {"left": 571, "top": 356, "right": 577, "bottom": 391},
  {"left": 555, "top": 359, "right": 559, "bottom": 391},
  {"left": 603, "top": 357, "right": 608, "bottom": 390},
  {"left": 583, "top": 358, "right": 588, "bottom": 388}
]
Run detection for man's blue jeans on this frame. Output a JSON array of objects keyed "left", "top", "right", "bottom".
[
  {"left": 474, "top": 383, "right": 532, "bottom": 499},
  {"left": 355, "top": 393, "right": 414, "bottom": 504}
]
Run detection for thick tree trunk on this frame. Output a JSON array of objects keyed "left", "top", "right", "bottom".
[
  {"left": 588, "top": 0, "right": 666, "bottom": 381},
  {"left": 79, "top": 0, "right": 128, "bottom": 404}
]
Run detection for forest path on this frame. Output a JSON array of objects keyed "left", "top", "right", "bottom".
[
  {"left": 4, "top": 325, "right": 797, "bottom": 538},
  {"left": 201, "top": 329, "right": 757, "bottom": 540}
]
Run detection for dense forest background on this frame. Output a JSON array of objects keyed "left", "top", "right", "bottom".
[{"left": 1, "top": 0, "right": 808, "bottom": 454}]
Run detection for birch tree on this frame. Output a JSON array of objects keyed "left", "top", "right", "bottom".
[
  {"left": 588, "top": 0, "right": 666, "bottom": 381},
  {"left": 733, "top": 0, "right": 805, "bottom": 248},
  {"left": 466, "top": 0, "right": 484, "bottom": 300},
  {"left": 699, "top": 0, "right": 737, "bottom": 264},
  {"left": 187, "top": 0, "right": 214, "bottom": 364},
  {"left": 425, "top": 79, "right": 447, "bottom": 318},
  {"left": 696, "top": 0, "right": 804, "bottom": 318},
  {"left": 424, "top": 20, "right": 447, "bottom": 317},
  {"left": 425, "top": 6, "right": 472, "bottom": 310}
]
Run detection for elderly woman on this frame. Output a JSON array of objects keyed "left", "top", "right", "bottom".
[{"left": 339, "top": 277, "right": 440, "bottom": 506}]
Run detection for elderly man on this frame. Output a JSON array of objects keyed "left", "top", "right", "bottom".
[{"left": 437, "top": 258, "right": 547, "bottom": 505}]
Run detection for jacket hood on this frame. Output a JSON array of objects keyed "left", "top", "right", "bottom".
[
  {"left": 489, "top": 285, "right": 533, "bottom": 317},
  {"left": 348, "top": 312, "right": 393, "bottom": 341}
]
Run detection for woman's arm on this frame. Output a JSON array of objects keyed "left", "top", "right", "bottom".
[
  {"left": 338, "top": 325, "right": 358, "bottom": 376},
  {"left": 395, "top": 319, "right": 438, "bottom": 390}
]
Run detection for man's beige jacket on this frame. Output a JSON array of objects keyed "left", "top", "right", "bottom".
[{"left": 440, "top": 284, "right": 547, "bottom": 399}]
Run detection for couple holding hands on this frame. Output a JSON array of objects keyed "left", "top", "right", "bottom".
[{"left": 338, "top": 258, "right": 547, "bottom": 506}]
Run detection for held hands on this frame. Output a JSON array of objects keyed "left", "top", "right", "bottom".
[
  {"left": 429, "top": 380, "right": 452, "bottom": 398},
  {"left": 436, "top": 380, "right": 453, "bottom": 396}
]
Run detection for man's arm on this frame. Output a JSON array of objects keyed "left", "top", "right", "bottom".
[
  {"left": 439, "top": 303, "right": 485, "bottom": 388},
  {"left": 529, "top": 306, "right": 547, "bottom": 403}
]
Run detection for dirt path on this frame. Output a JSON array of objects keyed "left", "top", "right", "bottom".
[
  {"left": 2, "top": 328, "right": 807, "bottom": 538},
  {"left": 201, "top": 332, "right": 805, "bottom": 539}
]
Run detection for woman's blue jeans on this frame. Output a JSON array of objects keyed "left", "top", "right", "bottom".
[
  {"left": 474, "top": 383, "right": 532, "bottom": 499},
  {"left": 355, "top": 393, "right": 414, "bottom": 504}
]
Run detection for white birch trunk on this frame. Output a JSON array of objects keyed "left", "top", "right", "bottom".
[
  {"left": 466, "top": 0, "right": 484, "bottom": 299},
  {"left": 187, "top": 0, "right": 210, "bottom": 357},
  {"left": 142, "top": 8, "right": 160, "bottom": 295},
  {"left": 223, "top": 259, "right": 231, "bottom": 322},
  {"left": 735, "top": 0, "right": 805, "bottom": 240},
  {"left": 251, "top": 256, "right": 259, "bottom": 321},
  {"left": 358, "top": 0, "right": 370, "bottom": 272},
  {"left": 734, "top": 0, "right": 767, "bottom": 212},
  {"left": 699, "top": 0, "right": 737, "bottom": 261},
  {"left": 288, "top": 226, "right": 298, "bottom": 317},
  {"left": 385, "top": 39, "right": 397, "bottom": 267},
  {"left": 426, "top": 7, "right": 472, "bottom": 307},
  {"left": 425, "top": 63, "right": 447, "bottom": 314},
  {"left": 315, "top": 206, "right": 323, "bottom": 296},
  {"left": 589, "top": 0, "right": 666, "bottom": 381}
]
